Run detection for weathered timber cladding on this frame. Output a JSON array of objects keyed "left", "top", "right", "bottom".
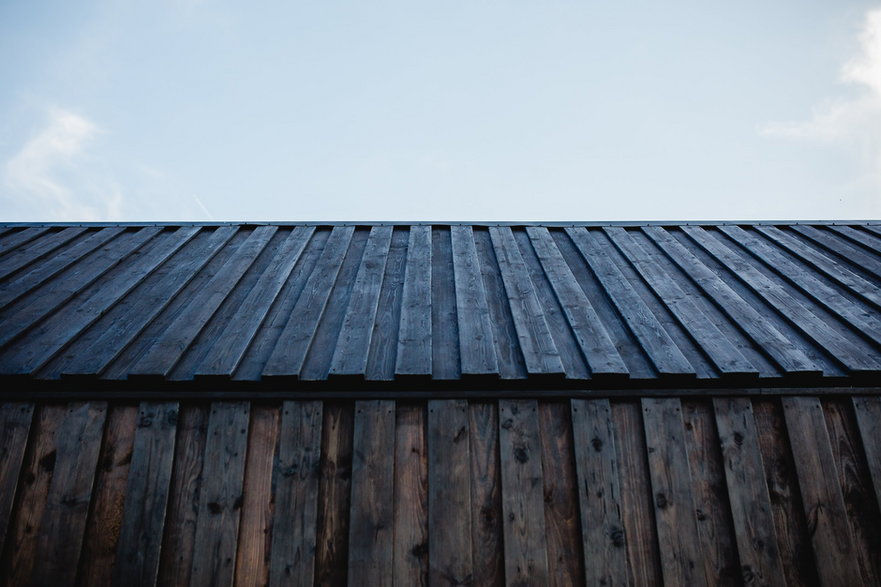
[{"left": 0, "top": 395, "right": 878, "bottom": 586}]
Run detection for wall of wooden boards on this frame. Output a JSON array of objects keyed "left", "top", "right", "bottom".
[{"left": 1, "top": 396, "right": 880, "bottom": 586}]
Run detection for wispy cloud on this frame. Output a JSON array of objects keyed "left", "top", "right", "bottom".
[
  {"left": 2, "top": 107, "right": 124, "bottom": 221},
  {"left": 761, "top": 8, "right": 881, "bottom": 195}
]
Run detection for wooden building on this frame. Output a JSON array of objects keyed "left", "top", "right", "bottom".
[{"left": 0, "top": 221, "right": 880, "bottom": 586}]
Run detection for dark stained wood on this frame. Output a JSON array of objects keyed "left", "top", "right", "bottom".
[
  {"left": 0, "top": 226, "right": 51, "bottom": 258},
  {"left": 396, "top": 225, "right": 432, "bottom": 377},
  {"left": 0, "top": 226, "right": 86, "bottom": 282},
  {"left": 611, "top": 401, "right": 663, "bottom": 586},
  {"left": 329, "top": 227, "right": 394, "bottom": 377},
  {"left": 31, "top": 402, "right": 108, "bottom": 587},
  {"left": 792, "top": 225, "right": 881, "bottom": 280},
  {"left": 781, "top": 396, "right": 864, "bottom": 586},
  {"left": 365, "top": 228, "right": 409, "bottom": 380},
  {"left": 196, "top": 227, "right": 315, "bottom": 377},
  {"left": 489, "top": 227, "right": 565, "bottom": 376},
  {"left": 451, "top": 225, "right": 499, "bottom": 376},
  {"left": 498, "top": 399, "right": 550, "bottom": 585},
  {"left": 570, "top": 399, "right": 628, "bottom": 586},
  {"left": 712, "top": 397, "right": 787, "bottom": 586},
  {"left": 525, "top": 227, "right": 628, "bottom": 377},
  {"left": 315, "top": 402, "right": 354, "bottom": 587},
  {"left": 189, "top": 402, "right": 250, "bottom": 587},
  {"left": 77, "top": 404, "right": 138, "bottom": 586},
  {"left": 752, "top": 399, "right": 818, "bottom": 587},
  {"left": 428, "top": 399, "right": 473, "bottom": 585},
  {"left": 157, "top": 404, "right": 209, "bottom": 587},
  {"left": 680, "top": 400, "right": 739, "bottom": 586},
  {"left": 347, "top": 400, "right": 395, "bottom": 586},
  {"left": 853, "top": 395, "right": 881, "bottom": 513},
  {"left": 0, "top": 403, "right": 33, "bottom": 559},
  {"left": 469, "top": 402, "right": 504, "bottom": 587},
  {"left": 268, "top": 401, "right": 323, "bottom": 587},
  {"left": 111, "top": 402, "right": 179, "bottom": 587},
  {"left": 235, "top": 403, "right": 278, "bottom": 587},
  {"left": 641, "top": 397, "right": 709, "bottom": 587},
  {"left": 393, "top": 403, "right": 428, "bottom": 587}
]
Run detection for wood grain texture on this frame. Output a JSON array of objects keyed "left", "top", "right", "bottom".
[
  {"left": 469, "top": 402, "right": 504, "bottom": 587},
  {"left": 853, "top": 395, "right": 881, "bottom": 515},
  {"left": 498, "top": 399, "right": 550, "bottom": 586},
  {"left": 396, "top": 225, "right": 432, "bottom": 377},
  {"left": 0, "top": 403, "right": 33, "bottom": 559},
  {"left": 393, "top": 403, "right": 428, "bottom": 587}
]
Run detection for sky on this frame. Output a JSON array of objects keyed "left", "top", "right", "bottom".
[{"left": 0, "top": 1, "right": 879, "bottom": 222}]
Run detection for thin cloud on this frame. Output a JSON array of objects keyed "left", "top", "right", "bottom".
[{"left": 2, "top": 107, "right": 124, "bottom": 221}]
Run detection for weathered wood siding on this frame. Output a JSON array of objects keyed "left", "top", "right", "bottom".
[{"left": 2, "top": 395, "right": 880, "bottom": 586}]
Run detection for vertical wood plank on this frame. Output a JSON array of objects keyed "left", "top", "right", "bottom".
[
  {"left": 782, "top": 396, "right": 864, "bottom": 587},
  {"left": 395, "top": 225, "right": 432, "bottom": 376},
  {"left": 539, "top": 402, "right": 583, "bottom": 587},
  {"left": 641, "top": 397, "right": 709, "bottom": 587},
  {"left": 347, "top": 400, "right": 395, "bottom": 586},
  {"left": 571, "top": 399, "right": 628, "bottom": 587},
  {"left": 157, "top": 404, "right": 209, "bottom": 587},
  {"left": 77, "top": 404, "right": 138, "bottom": 586},
  {"left": 393, "top": 403, "right": 428, "bottom": 587},
  {"left": 680, "top": 400, "right": 740, "bottom": 586},
  {"left": 1, "top": 405, "right": 63, "bottom": 587},
  {"left": 469, "top": 402, "right": 504, "bottom": 587},
  {"left": 189, "top": 401, "right": 250, "bottom": 587},
  {"left": 0, "top": 403, "right": 34, "bottom": 558},
  {"left": 712, "top": 398, "right": 787, "bottom": 587},
  {"left": 611, "top": 401, "right": 662, "bottom": 586},
  {"left": 268, "top": 401, "right": 323, "bottom": 587},
  {"left": 315, "top": 402, "right": 354, "bottom": 587},
  {"left": 853, "top": 396, "right": 881, "bottom": 515},
  {"left": 31, "top": 402, "right": 108, "bottom": 587},
  {"left": 112, "top": 402, "right": 179, "bottom": 587},
  {"left": 428, "top": 399, "right": 473, "bottom": 585},
  {"left": 499, "top": 399, "right": 550, "bottom": 586},
  {"left": 235, "top": 403, "right": 279, "bottom": 587}
]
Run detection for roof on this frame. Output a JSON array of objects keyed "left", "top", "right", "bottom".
[{"left": 1, "top": 221, "right": 880, "bottom": 393}]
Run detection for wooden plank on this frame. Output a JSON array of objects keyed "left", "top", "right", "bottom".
[
  {"left": 525, "top": 227, "right": 628, "bottom": 377},
  {"left": 396, "top": 225, "right": 432, "bottom": 377},
  {"left": 112, "top": 402, "right": 179, "bottom": 587},
  {"left": 641, "top": 397, "right": 709, "bottom": 587},
  {"left": 712, "top": 397, "right": 787, "bottom": 586},
  {"left": 781, "top": 396, "right": 864, "bottom": 586},
  {"left": 611, "top": 401, "right": 662, "bottom": 586},
  {"left": 365, "top": 228, "right": 409, "bottom": 380},
  {"left": 488, "top": 227, "right": 564, "bottom": 376},
  {"left": 1, "top": 405, "right": 64, "bottom": 586},
  {"left": 262, "top": 226, "right": 356, "bottom": 378},
  {"left": 393, "top": 403, "right": 428, "bottom": 587},
  {"left": 314, "top": 402, "right": 354, "bottom": 586},
  {"left": 129, "top": 226, "right": 277, "bottom": 377},
  {"left": 570, "top": 399, "right": 628, "bottom": 586},
  {"left": 821, "top": 398, "right": 881, "bottom": 585},
  {"left": 0, "top": 226, "right": 87, "bottom": 281},
  {"left": 683, "top": 225, "right": 881, "bottom": 373},
  {"left": 234, "top": 403, "right": 279, "bottom": 587},
  {"left": 77, "top": 404, "right": 138, "bottom": 586},
  {"left": 430, "top": 228, "right": 461, "bottom": 380},
  {"left": 195, "top": 227, "right": 315, "bottom": 377},
  {"left": 568, "top": 228, "right": 695, "bottom": 377},
  {"left": 680, "top": 400, "right": 739, "bottom": 586},
  {"left": 0, "top": 227, "right": 201, "bottom": 375},
  {"left": 31, "top": 402, "right": 108, "bottom": 587},
  {"left": 792, "top": 225, "right": 881, "bottom": 279},
  {"left": 268, "top": 401, "right": 323, "bottom": 587},
  {"left": 539, "top": 402, "right": 583, "bottom": 587},
  {"left": 428, "top": 399, "right": 473, "bottom": 585},
  {"left": 498, "top": 399, "right": 550, "bottom": 585},
  {"left": 643, "top": 226, "right": 820, "bottom": 375},
  {"left": 347, "top": 400, "right": 395, "bottom": 586},
  {"left": 329, "top": 226, "right": 394, "bottom": 376},
  {"left": 189, "top": 401, "right": 250, "bottom": 587},
  {"left": 55, "top": 226, "right": 237, "bottom": 377},
  {"left": 606, "top": 227, "right": 758, "bottom": 376},
  {"left": 0, "top": 403, "right": 33, "bottom": 559},
  {"left": 853, "top": 396, "right": 881, "bottom": 514},
  {"left": 451, "top": 225, "right": 499, "bottom": 376},
  {"left": 469, "top": 402, "right": 504, "bottom": 587},
  {"left": 0, "top": 226, "right": 51, "bottom": 257},
  {"left": 828, "top": 224, "right": 881, "bottom": 252},
  {"left": 157, "top": 404, "right": 208, "bottom": 586}
]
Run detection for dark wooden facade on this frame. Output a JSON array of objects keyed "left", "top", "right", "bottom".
[{"left": 1, "top": 222, "right": 880, "bottom": 585}]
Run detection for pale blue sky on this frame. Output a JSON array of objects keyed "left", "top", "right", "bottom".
[{"left": 1, "top": 1, "right": 879, "bottom": 221}]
